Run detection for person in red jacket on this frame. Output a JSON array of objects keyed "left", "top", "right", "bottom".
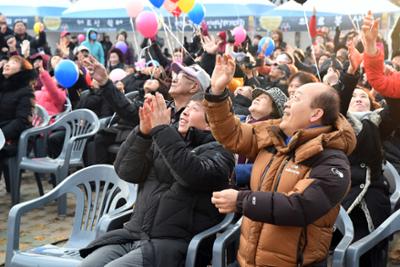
[{"left": 363, "top": 11, "right": 400, "bottom": 98}]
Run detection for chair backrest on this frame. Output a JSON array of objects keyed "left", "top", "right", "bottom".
[
  {"left": 332, "top": 207, "right": 354, "bottom": 267},
  {"left": 125, "top": 91, "right": 139, "bottom": 102},
  {"left": 383, "top": 161, "right": 400, "bottom": 211},
  {"left": 32, "top": 104, "right": 50, "bottom": 128},
  {"left": 60, "top": 165, "right": 137, "bottom": 248},
  {"left": 54, "top": 97, "right": 72, "bottom": 121},
  {"left": 52, "top": 109, "right": 100, "bottom": 162}
]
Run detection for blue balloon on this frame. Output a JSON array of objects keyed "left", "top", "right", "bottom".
[
  {"left": 149, "top": 0, "right": 165, "bottom": 8},
  {"left": 257, "top": 37, "right": 275, "bottom": 57},
  {"left": 55, "top": 60, "right": 79, "bottom": 88},
  {"left": 188, "top": 3, "right": 205, "bottom": 25}
]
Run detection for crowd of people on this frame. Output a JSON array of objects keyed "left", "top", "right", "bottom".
[{"left": 2, "top": 8, "right": 400, "bottom": 267}]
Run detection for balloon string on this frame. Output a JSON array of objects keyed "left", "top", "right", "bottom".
[
  {"left": 182, "top": 14, "right": 186, "bottom": 49},
  {"left": 347, "top": 14, "right": 360, "bottom": 32},
  {"left": 303, "top": 9, "right": 321, "bottom": 81},
  {"left": 163, "top": 20, "right": 196, "bottom": 62},
  {"left": 129, "top": 18, "right": 140, "bottom": 58}
]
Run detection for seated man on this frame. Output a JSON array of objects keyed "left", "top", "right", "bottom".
[
  {"left": 79, "top": 91, "right": 235, "bottom": 266},
  {"left": 206, "top": 55, "right": 357, "bottom": 266}
]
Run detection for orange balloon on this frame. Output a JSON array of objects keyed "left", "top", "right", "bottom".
[{"left": 227, "top": 77, "right": 244, "bottom": 93}]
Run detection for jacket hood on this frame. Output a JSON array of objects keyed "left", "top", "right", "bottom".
[
  {"left": 1, "top": 68, "right": 36, "bottom": 91},
  {"left": 255, "top": 114, "right": 356, "bottom": 163},
  {"left": 86, "top": 28, "right": 97, "bottom": 40}
]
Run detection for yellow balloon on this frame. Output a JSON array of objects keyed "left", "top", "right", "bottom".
[
  {"left": 33, "top": 22, "right": 42, "bottom": 35},
  {"left": 178, "top": 0, "right": 195, "bottom": 13}
]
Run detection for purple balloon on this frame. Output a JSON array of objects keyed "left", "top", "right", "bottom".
[{"left": 115, "top": 41, "right": 128, "bottom": 54}]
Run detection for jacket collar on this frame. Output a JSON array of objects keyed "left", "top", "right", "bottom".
[{"left": 256, "top": 114, "right": 356, "bottom": 163}]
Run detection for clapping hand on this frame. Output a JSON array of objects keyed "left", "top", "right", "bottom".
[{"left": 139, "top": 93, "right": 171, "bottom": 135}]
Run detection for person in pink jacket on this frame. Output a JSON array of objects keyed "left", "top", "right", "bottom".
[
  {"left": 32, "top": 55, "right": 67, "bottom": 116},
  {"left": 363, "top": 11, "right": 400, "bottom": 98}
]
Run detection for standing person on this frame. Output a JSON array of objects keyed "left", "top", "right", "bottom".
[
  {"left": 56, "top": 31, "right": 76, "bottom": 60},
  {"left": 78, "top": 91, "right": 235, "bottom": 267},
  {"left": 13, "top": 21, "right": 47, "bottom": 55},
  {"left": 115, "top": 31, "right": 135, "bottom": 66},
  {"left": 101, "top": 33, "right": 112, "bottom": 66},
  {"left": 205, "top": 55, "right": 356, "bottom": 266},
  {"left": 0, "top": 13, "right": 13, "bottom": 58},
  {"left": 81, "top": 29, "right": 104, "bottom": 65},
  {"left": 0, "top": 56, "right": 35, "bottom": 171}
]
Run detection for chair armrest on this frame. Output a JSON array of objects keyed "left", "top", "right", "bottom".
[
  {"left": 185, "top": 213, "right": 235, "bottom": 267},
  {"left": 346, "top": 209, "right": 400, "bottom": 267},
  {"left": 99, "top": 117, "right": 112, "bottom": 130},
  {"left": 6, "top": 184, "right": 75, "bottom": 266},
  {"left": 96, "top": 209, "right": 133, "bottom": 236},
  {"left": 212, "top": 217, "right": 242, "bottom": 267},
  {"left": 17, "top": 124, "right": 54, "bottom": 160}
]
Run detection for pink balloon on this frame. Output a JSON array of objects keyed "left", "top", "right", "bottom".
[
  {"left": 136, "top": 11, "right": 158, "bottom": 38},
  {"left": 126, "top": 0, "right": 144, "bottom": 18},
  {"left": 232, "top": 26, "right": 246, "bottom": 46},
  {"left": 109, "top": 68, "right": 127, "bottom": 83},
  {"left": 77, "top": 34, "right": 85, "bottom": 43}
]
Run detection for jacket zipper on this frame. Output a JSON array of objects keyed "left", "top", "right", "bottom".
[
  {"left": 257, "top": 156, "right": 275, "bottom": 191},
  {"left": 273, "top": 158, "right": 290, "bottom": 192}
]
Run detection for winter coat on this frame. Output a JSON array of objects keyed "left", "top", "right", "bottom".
[
  {"left": 81, "top": 28, "right": 105, "bottom": 65},
  {"left": 338, "top": 72, "right": 400, "bottom": 235},
  {"left": 76, "top": 89, "right": 113, "bottom": 119},
  {"left": 204, "top": 91, "right": 356, "bottom": 267},
  {"left": 364, "top": 49, "right": 400, "bottom": 98},
  {"left": 34, "top": 70, "right": 66, "bottom": 116},
  {"left": 0, "top": 68, "right": 35, "bottom": 155},
  {"left": 80, "top": 126, "right": 235, "bottom": 267},
  {"left": 14, "top": 31, "right": 47, "bottom": 55}
]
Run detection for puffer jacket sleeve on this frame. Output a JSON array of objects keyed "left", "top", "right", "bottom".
[
  {"left": 203, "top": 90, "right": 266, "bottom": 161},
  {"left": 2, "top": 89, "right": 34, "bottom": 140},
  {"left": 364, "top": 49, "right": 400, "bottom": 98},
  {"left": 151, "top": 125, "right": 235, "bottom": 192},
  {"left": 114, "top": 128, "right": 153, "bottom": 183},
  {"left": 378, "top": 98, "right": 400, "bottom": 140},
  {"left": 236, "top": 150, "right": 351, "bottom": 226},
  {"left": 39, "top": 70, "right": 66, "bottom": 110},
  {"left": 337, "top": 72, "right": 359, "bottom": 115},
  {"left": 99, "top": 80, "right": 141, "bottom": 126}
]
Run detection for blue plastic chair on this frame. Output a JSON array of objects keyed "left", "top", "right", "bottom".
[
  {"left": 11, "top": 109, "right": 100, "bottom": 214},
  {"left": 6, "top": 164, "right": 138, "bottom": 267}
]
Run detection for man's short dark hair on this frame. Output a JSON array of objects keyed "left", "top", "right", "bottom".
[{"left": 310, "top": 87, "right": 340, "bottom": 126}]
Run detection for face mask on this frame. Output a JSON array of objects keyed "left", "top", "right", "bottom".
[{"left": 89, "top": 32, "right": 97, "bottom": 40}]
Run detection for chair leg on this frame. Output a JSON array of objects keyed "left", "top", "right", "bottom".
[
  {"left": 9, "top": 158, "right": 20, "bottom": 205},
  {"left": 34, "top": 173, "right": 45, "bottom": 196},
  {"left": 55, "top": 171, "right": 67, "bottom": 216}
]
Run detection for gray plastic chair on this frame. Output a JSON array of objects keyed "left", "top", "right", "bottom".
[
  {"left": 11, "top": 109, "right": 100, "bottom": 214},
  {"left": 53, "top": 97, "right": 72, "bottom": 121},
  {"left": 211, "top": 207, "right": 353, "bottom": 267},
  {"left": 332, "top": 207, "right": 354, "bottom": 267},
  {"left": 6, "top": 164, "right": 138, "bottom": 267},
  {"left": 4, "top": 104, "right": 50, "bottom": 194},
  {"left": 0, "top": 128, "right": 5, "bottom": 150},
  {"left": 185, "top": 213, "right": 235, "bottom": 267},
  {"left": 32, "top": 104, "right": 51, "bottom": 128},
  {"left": 346, "top": 208, "right": 400, "bottom": 267},
  {"left": 383, "top": 161, "right": 400, "bottom": 211}
]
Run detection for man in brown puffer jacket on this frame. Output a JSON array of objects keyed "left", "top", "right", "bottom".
[{"left": 206, "top": 55, "right": 357, "bottom": 267}]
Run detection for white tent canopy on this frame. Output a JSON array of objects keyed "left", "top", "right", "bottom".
[
  {"left": 0, "top": 0, "right": 70, "bottom": 17},
  {"left": 303, "top": 0, "right": 400, "bottom": 15},
  {"left": 63, "top": 0, "right": 276, "bottom": 18}
]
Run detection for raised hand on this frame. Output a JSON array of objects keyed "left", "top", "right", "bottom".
[
  {"left": 347, "top": 40, "right": 363, "bottom": 74},
  {"left": 361, "top": 10, "right": 379, "bottom": 56},
  {"left": 6, "top": 36, "right": 16, "bottom": 52},
  {"left": 211, "top": 54, "right": 236, "bottom": 95},
  {"left": 83, "top": 55, "right": 108, "bottom": 86},
  {"left": 21, "top": 40, "right": 30, "bottom": 58},
  {"left": 202, "top": 35, "right": 221, "bottom": 55}
]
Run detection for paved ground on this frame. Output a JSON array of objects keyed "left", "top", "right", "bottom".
[{"left": 0, "top": 172, "right": 75, "bottom": 266}]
